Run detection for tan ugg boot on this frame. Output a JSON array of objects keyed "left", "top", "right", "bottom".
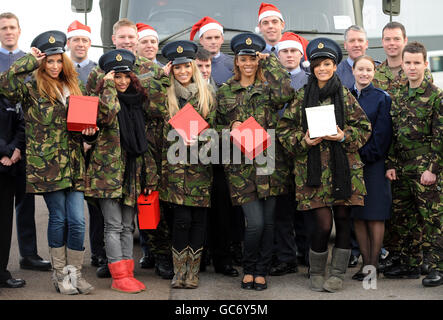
[
  {"left": 323, "top": 247, "right": 351, "bottom": 293},
  {"left": 66, "top": 248, "right": 94, "bottom": 294},
  {"left": 308, "top": 249, "right": 329, "bottom": 292},
  {"left": 49, "top": 246, "right": 78, "bottom": 295},
  {"left": 171, "top": 247, "right": 188, "bottom": 289},
  {"left": 184, "top": 247, "right": 203, "bottom": 289}
]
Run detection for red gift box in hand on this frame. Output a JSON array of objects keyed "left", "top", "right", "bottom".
[
  {"left": 230, "top": 116, "right": 271, "bottom": 160},
  {"left": 67, "top": 95, "right": 98, "bottom": 132},
  {"left": 137, "top": 191, "right": 160, "bottom": 230},
  {"left": 168, "top": 103, "right": 209, "bottom": 142}
]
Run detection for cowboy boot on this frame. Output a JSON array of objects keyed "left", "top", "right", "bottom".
[
  {"left": 308, "top": 249, "right": 329, "bottom": 292},
  {"left": 171, "top": 246, "right": 188, "bottom": 289},
  {"left": 323, "top": 247, "right": 352, "bottom": 293},
  {"left": 49, "top": 246, "right": 78, "bottom": 295},
  {"left": 66, "top": 248, "right": 94, "bottom": 294},
  {"left": 185, "top": 247, "right": 203, "bottom": 289}
]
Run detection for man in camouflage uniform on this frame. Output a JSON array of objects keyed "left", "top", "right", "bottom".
[
  {"left": 383, "top": 42, "right": 442, "bottom": 287},
  {"left": 86, "top": 18, "right": 174, "bottom": 280},
  {"left": 373, "top": 22, "right": 434, "bottom": 274}
]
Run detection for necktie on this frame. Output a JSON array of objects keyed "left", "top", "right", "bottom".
[{"left": 271, "top": 47, "right": 275, "bottom": 52}]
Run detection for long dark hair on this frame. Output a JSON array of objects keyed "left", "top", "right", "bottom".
[{"left": 96, "top": 71, "right": 148, "bottom": 101}]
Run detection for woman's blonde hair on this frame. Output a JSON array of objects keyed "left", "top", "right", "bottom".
[
  {"left": 167, "top": 60, "right": 214, "bottom": 118},
  {"left": 34, "top": 53, "right": 82, "bottom": 104}
]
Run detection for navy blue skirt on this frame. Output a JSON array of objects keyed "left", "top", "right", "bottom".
[{"left": 352, "top": 159, "right": 391, "bottom": 221}]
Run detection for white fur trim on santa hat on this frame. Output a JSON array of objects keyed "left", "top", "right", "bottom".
[
  {"left": 198, "top": 22, "right": 223, "bottom": 38},
  {"left": 258, "top": 10, "right": 284, "bottom": 23},
  {"left": 277, "top": 40, "right": 303, "bottom": 54},
  {"left": 67, "top": 29, "right": 91, "bottom": 39},
  {"left": 138, "top": 29, "right": 158, "bottom": 40}
]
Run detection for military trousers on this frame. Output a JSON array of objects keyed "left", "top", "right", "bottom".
[{"left": 386, "top": 171, "right": 442, "bottom": 269}]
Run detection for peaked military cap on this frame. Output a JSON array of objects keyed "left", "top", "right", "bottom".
[
  {"left": 162, "top": 40, "right": 198, "bottom": 65},
  {"left": 306, "top": 37, "right": 342, "bottom": 64},
  {"left": 31, "top": 30, "right": 66, "bottom": 56},
  {"left": 231, "top": 33, "right": 266, "bottom": 55},
  {"left": 98, "top": 49, "right": 135, "bottom": 73}
]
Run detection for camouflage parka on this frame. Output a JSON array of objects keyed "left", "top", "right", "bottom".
[
  {"left": 0, "top": 54, "right": 86, "bottom": 193},
  {"left": 146, "top": 80, "right": 216, "bottom": 208},
  {"left": 85, "top": 78, "right": 158, "bottom": 208},
  {"left": 277, "top": 86, "right": 372, "bottom": 211},
  {"left": 387, "top": 78, "right": 442, "bottom": 175},
  {"left": 216, "top": 55, "right": 295, "bottom": 206}
]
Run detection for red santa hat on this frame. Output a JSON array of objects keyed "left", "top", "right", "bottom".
[
  {"left": 190, "top": 16, "right": 224, "bottom": 41},
  {"left": 136, "top": 23, "right": 158, "bottom": 41},
  {"left": 258, "top": 3, "right": 284, "bottom": 23},
  {"left": 278, "top": 32, "right": 310, "bottom": 68},
  {"left": 67, "top": 20, "right": 91, "bottom": 39}
]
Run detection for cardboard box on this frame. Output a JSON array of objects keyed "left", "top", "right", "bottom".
[
  {"left": 230, "top": 116, "right": 271, "bottom": 160},
  {"left": 67, "top": 95, "right": 98, "bottom": 132},
  {"left": 137, "top": 191, "right": 160, "bottom": 230},
  {"left": 168, "top": 103, "right": 209, "bottom": 142}
]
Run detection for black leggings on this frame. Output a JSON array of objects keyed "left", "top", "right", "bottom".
[
  {"left": 172, "top": 205, "right": 207, "bottom": 252},
  {"left": 310, "top": 206, "right": 351, "bottom": 253}
]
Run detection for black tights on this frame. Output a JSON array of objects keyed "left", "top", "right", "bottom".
[
  {"left": 310, "top": 206, "right": 351, "bottom": 253},
  {"left": 354, "top": 219, "right": 385, "bottom": 268},
  {"left": 172, "top": 205, "right": 207, "bottom": 252}
]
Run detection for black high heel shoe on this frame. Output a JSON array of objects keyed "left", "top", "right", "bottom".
[
  {"left": 241, "top": 275, "right": 254, "bottom": 290},
  {"left": 254, "top": 277, "right": 267, "bottom": 291}
]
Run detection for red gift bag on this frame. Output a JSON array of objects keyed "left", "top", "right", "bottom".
[
  {"left": 67, "top": 95, "right": 98, "bottom": 132},
  {"left": 137, "top": 191, "right": 160, "bottom": 230},
  {"left": 168, "top": 103, "right": 209, "bottom": 142},
  {"left": 230, "top": 116, "right": 271, "bottom": 160}
]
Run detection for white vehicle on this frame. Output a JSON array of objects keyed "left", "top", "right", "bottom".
[{"left": 428, "top": 50, "right": 443, "bottom": 89}]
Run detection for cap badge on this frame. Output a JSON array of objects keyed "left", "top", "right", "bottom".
[
  {"left": 48, "top": 36, "right": 56, "bottom": 44},
  {"left": 245, "top": 38, "right": 252, "bottom": 45},
  {"left": 318, "top": 42, "right": 324, "bottom": 49},
  {"left": 177, "top": 46, "right": 184, "bottom": 53},
  {"left": 116, "top": 54, "right": 123, "bottom": 62}
]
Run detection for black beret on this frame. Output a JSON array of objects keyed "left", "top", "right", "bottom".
[
  {"left": 31, "top": 30, "right": 66, "bottom": 56},
  {"left": 98, "top": 49, "right": 136, "bottom": 73},
  {"left": 306, "top": 37, "right": 342, "bottom": 64},
  {"left": 230, "top": 33, "right": 266, "bottom": 55},
  {"left": 162, "top": 40, "right": 198, "bottom": 65}
]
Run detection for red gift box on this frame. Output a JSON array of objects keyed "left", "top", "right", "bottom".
[
  {"left": 67, "top": 95, "right": 98, "bottom": 131},
  {"left": 230, "top": 116, "right": 271, "bottom": 160},
  {"left": 168, "top": 103, "right": 209, "bottom": 142},
  {"left": 137, "top": 191, "right": 160, "bottom": 230}
]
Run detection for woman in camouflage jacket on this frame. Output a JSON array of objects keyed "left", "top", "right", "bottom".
[
  {"left": 89, "top": 49, "right": 158, "bottom": 293},
  {"left": 216, "top": 33, "right": 295, "bottom": 291},
  {"left": 277, "top": 38, "right": 372, "bottom": 293},
  {"left": 158, "top": 41, "right": 216, "bottom": 289},
  {"left": 0, "top": 31, "right": 96, "bottom": 295}
]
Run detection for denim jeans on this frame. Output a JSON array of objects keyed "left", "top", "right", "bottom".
[
  {"left": 43, "top": 189, "right": 85, "bottom": 251},
  {"left": 241, "top": 197, "right": 276, "bottom": 277},
  {"left": 99, "top": 199, "right": 136, "bottom": 264}
]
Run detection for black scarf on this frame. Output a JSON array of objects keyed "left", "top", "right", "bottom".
[
  {"left": 117, "top": 88, "right": 149, "bottom": 157},
  {"left": 301, "top": 73, "right": 352, "bottom": 200},
  {"left": 117, "top": 87, "right": 149, "bottom": 191}
]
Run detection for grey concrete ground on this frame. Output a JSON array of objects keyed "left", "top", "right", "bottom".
[{"left": 1, "top": 195, "right": 441, "bottom": 301}]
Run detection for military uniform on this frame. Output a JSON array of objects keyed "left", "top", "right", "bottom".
[
  {"left": 384, "top": 78, "right": 442, "bottom": 272},
  {"left": 0, "top": 54, "right": 85, "bottom": 193},
  {"left": 277, "top": 87, "right": 372, "bottom": 210},
  {"left": 217, "top": 54, "right": 295, "bottom": 205}
]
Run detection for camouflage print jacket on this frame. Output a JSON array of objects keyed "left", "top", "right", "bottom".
[
  {"left": 373, "top": 59, "right": 433, "bottom": 97},
  {"left": 387, "top": 78, "right": 442, "bottom": 175},
  {"left": 85, "top": 79, "right": 158, "bottom": 207},
  {"left": 146, "top": 89, "right": 216, "bottom": 208},
  {"left": 0, "top": 54, "right": 86, "bottom": 194},
  {"left": 277, "top": 86, "right": 372, "bottom": 211},
  {"left": 216, "top": 55, "right": 295, "bottom": 206}
]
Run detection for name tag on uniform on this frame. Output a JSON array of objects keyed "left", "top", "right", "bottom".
[{"left": 305, "top": 104, "right": 337, "bottom": 138}]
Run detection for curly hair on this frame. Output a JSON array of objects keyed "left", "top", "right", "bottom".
[{"left": 95, "top": 71, "right": 148, "bottom": 100}]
